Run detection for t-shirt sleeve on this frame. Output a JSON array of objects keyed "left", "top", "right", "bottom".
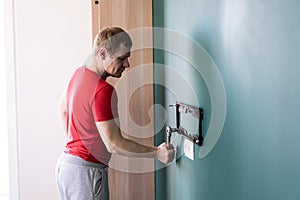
[{"left": 93, "top": 85, "right": 118, "bottom": 121}]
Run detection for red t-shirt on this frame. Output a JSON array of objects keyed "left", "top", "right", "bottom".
[{"left": 64, "top": 66, "right": 118, "bottom": 165}]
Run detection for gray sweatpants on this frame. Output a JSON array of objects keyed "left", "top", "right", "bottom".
[{"left": 55, "top": 152, "right": 109, "bottom": 200}]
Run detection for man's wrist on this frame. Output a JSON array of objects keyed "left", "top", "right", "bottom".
[{"left": 153, "top": 147, "right": 158, "bottom": 159}]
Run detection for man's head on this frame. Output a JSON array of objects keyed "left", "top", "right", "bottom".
[
  {"left": 93, "top": 27, "right": 132, "bottom": 78},
  {"left": 93, "top": 27, "right": 132, "bottom": 57}
]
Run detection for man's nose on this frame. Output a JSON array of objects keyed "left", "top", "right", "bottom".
[{"left": 123, "top": 58, "right": 130, "bottom": 68}]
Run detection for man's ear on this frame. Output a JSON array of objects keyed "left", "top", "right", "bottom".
[{"left": 98, "top": 48, "right": 106, "bottom": 60}]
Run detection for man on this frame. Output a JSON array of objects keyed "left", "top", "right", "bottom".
[{"left": 56, "top": 27, "right": 175, "bottom": 200}]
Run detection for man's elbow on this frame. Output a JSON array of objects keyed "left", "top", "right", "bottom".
[
  {"left": 105, "top": 139, "right": 125, "bottom": 155},
  {"left": 106, "top": 145, "right": 118, "bottom": 154}
]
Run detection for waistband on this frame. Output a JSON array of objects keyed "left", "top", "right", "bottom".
[{"left": 59, "top": 152, "right": 107, "bottom": 169}]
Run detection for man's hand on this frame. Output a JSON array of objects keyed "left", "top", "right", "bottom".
[{"left": 156, "top": 142, "right": 175, "bottom": 164}]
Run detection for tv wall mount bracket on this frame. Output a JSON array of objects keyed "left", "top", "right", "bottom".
[{"left": 166, "top": 102, "right": 204, "bottom": 147}]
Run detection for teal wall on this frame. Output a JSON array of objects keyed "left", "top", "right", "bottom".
[{"left": 154, "top": 0, "right": 300, "bottom": 200}]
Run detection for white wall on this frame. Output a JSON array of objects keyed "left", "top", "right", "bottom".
[
  {"left": 10, "top": 0, "right": 92, "bottom": 199},
  {"left": 0, "top": 0, "right": 10, "bottom": 199}
]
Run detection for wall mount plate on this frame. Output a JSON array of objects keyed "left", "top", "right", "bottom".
[{"left": 184, "top": 138, "right": 194, "bottom": 160}]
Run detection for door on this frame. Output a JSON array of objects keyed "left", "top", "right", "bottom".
[{"left": 91, "top": 1, "right": 154, "bottom": 200}]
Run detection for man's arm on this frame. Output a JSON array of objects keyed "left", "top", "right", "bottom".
[
  {"left": 58, "top": 91, "right": 67, "bottom": 132},
  {"left": 96, "top": 119, "right": 175, "bottom": 164}
]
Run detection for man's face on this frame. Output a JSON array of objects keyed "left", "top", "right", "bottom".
[{"left": 105, "top": 43, "right": 131, "bottom": 78}]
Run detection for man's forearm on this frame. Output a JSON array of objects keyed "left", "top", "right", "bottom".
[{"left": 113, "top": 137, "right": 158, "bottom": 158}]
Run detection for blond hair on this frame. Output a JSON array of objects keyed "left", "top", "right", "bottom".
[{"left": 93, "top": 27, "right": 132, "bottom": 56}]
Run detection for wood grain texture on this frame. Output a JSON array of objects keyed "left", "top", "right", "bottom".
[{"left": 91, "top": 0, "right": 154, "bottom": 199}]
